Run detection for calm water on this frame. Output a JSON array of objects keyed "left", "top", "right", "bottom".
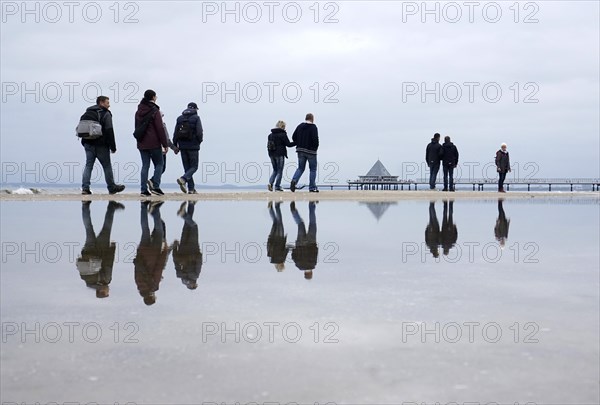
[{"left": 1, "top": 198, "right": 599, "bottom": 403}]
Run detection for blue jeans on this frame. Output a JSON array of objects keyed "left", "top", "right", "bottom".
[
  {"left": 82, "top": 144, "right": 116, "bottom": 190},
  {"left": 443, "top": 165, "right": 454, "bottom": 190},
  {"left": 292, "top": 152, "right": 317, "bottom": 191},
  {"left": 269, "top": 156, "right": 285, "bottom": 189},
  {"left": 180, "top": 149, "right": 199, "bottom": 191},
  {"left": 140, "top": 148, "right": 164, "bottom": 192}
]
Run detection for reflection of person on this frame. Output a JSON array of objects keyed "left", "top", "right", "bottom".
[
  {"left": 424, "top": 201, "right": 440, "bottom": 258},
  {"left": 425, "top": 133, "right": 443, "bottom": 190},
  {"left": 172, "top": 202, "right": 202, "bottom": 290},
  {"left": 495, "top": 143, "right": 511, "bottom": 193},
  {"left": 77, "top": 201, "right": 124, "bottom": 298},
  {"left": 494, "top": 199, "right": 510, "bottom": 247},
  {"left": 290, "top": 201, "right": 318, "bottom": 279},
  {"left": 440, "top": 200, "right": 458, "bottom": 255},
  {"left": 267, "top": 201, "right": 289, "bottom": 271},
  {"left": 134, "top": 201, "right": 170, "bottom": 305}
]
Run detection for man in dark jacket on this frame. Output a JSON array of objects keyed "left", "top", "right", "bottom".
[
  {"left": 267, "top": 120, "right": 295, "bottom": 192},
  {"left": 290, "top": 113, "right": 319, "bottom": 192},
  {"left": 174, "top": 102, "right": 204, "bottom": 194},
  {"left": 441, "top": 136, "right": 459, "bottom": 191},
  {"left": 495, "top": 143, "right": 511, "bottom": 193},
  {"left": 135, "top": 89, "right": 168, "bottom": 196},
  {"left": 425, "top": 133, "right": 443, "bottom": 190},
  {"left": 290, "top": 201, "right": 318, "bottom": 280},
  {"left": 80, "top": 96, "right": 125, "bottom": 195},
  {"left": 172, "top": 201, "right": 202, "bottom": 290}
]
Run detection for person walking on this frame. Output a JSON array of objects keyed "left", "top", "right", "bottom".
[
  {"left": 441, "top": 135, "right": 459, "bottom": 191},
  {"left": 80, "top": 96, "right": 125, "bottom": 195},
  {"left": 174, "top": 102, "right": 203, "bottom": 194},
  {"left": 495, "top": 143, "right": 511, "bottom": 193},
  {"left": 135, "top": 89, "right": 169, "bottom": 196},
  {"left": 267, "top": 120, "right": 295, "bottom": 192},
  {"left": 425, "top": 133, "right": 443, "bottom": 190},
  {"left": 290, "top": 113, "right": 319, "bottom": 193}
]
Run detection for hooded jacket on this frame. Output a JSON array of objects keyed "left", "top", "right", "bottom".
[
  {"left": 425, "top": 138, "right": 443, "bottom": 165},
  {"left": 495, "top": 149, "right": 510, "bottom": 173},
  {"left": 441, "top": 141, "right": 459, "bottom": 167},
  {"left": 135, "top": 99, "right": 168, "bottom": 150},
  {"left": 173, "top": 108, "right": 203, "bottom": 150},
  {"left": 268, "top": 127, "right": 295, "bottom": 158},
  {"left": 292, "top": 122, "right": 319, "bottom": 154},
  {"left": 81, "top": 105, "right": 117, "bottom": 152}
]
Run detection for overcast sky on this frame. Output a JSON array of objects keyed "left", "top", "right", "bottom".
[{"left": 1, "top": 0, "right": 598, "bottom": 187}]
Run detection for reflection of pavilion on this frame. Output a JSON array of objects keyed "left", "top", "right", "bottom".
[{"left": 360, "top": 201, "right": 397, "bottom": 221}]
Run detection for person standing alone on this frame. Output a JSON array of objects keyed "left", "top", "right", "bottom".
[
  {"left": 174, "top": 102, "right": 203, "bottom": 194},
  {"left": 441, "top": 135, "right": 459, "bottom": 192},
  {"left": 290, "top": 113, "right": 319, "bottom": 193},
  {"left": 426, "top": 133, "right": 443, "bottom": 190},
  {"left": 495, "top": 143, "right": 511, "bottom": 193}
]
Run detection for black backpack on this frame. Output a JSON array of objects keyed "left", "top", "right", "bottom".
[
  {"left": 176, "top": 118, "right": 193, "bottom": 140},
  {"left": 133, "top": 107, "right": 157, "bottom": 141},
  {"left": 267, "top": 133, "right": 276, "bottom": 153}
]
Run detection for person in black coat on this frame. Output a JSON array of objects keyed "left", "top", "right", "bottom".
[
  {"left": 425, "top": 133, "right": 443, "bottom": 190},
  {"left": 267, "top": 120, "right": 295, "bottom": 191},
  {"left": 441, "top": 136, "right": 459, "bottom": 191},
  {"left": 495, "top": 143, "right": 511, "bottom": 193}
]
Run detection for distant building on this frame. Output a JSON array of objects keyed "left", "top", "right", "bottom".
[{"left": 357, "top": 160, "right": 399, "bottom": 183}]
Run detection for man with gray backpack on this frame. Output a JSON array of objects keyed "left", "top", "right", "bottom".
[
  {"left": 173, "top": 102, "right": 203, "bottom": 194},
  {"left": 77, "top": 96, "right": 125, "bottom": 195}
]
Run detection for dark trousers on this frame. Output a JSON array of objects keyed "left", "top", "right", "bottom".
[
  {"left": 443, "top": 165, "right": 454, "bottom": 190},
  {"left": 82, "top": 144, "right": 116, "bottom": 190},
  {"left": 429, "top": 162, "right": 440, "bottom": 189},
  {"left": 181, "top": 149, "right": 199, "bottom": 191},
  {"left": 498, "top": 171, "right": 507, "bottom": 190}
]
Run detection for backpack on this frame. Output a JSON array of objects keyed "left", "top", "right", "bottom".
[
  {"left": 175, "top": 118, "right": 192, "bottom": 141},
  {"left": 76, "top": 109, "right": 103, "bottom": 140},
  {"left": 267, "top": 133, "right": 276, "bottom": 153},
  {"left": 133, "top": 107, "right": 158, "bottom": 141}
]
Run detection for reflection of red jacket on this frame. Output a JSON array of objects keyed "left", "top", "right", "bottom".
[
  {"left": 134, "top": 246, "right": 168, "bottom": 296},
  {"left": 135, "top": 99, "right": 168, "bottom": 150}
]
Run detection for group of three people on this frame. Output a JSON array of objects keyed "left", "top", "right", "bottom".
[
  {"left": 426, "top": 133, "right": 511, "bottom": 192},
  {"left": 80, "top": 90, "right": 204, "bottom": 196}
]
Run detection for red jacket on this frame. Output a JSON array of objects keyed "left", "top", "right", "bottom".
[{"left": 135, "top": 99, "right": 168, "bottom": 150}]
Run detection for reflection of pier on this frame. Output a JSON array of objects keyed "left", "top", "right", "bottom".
[{"left": 360, "top": 201, "right": 397, "bottom": 221}]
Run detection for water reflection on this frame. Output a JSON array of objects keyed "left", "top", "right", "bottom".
[
  {"left": 290, "top": 201, "right": 318, "bottom": 280},
  {"left": 134, "top": 201, "right": 169, "bottom": 305},
  {"left": 172, "top": 201, "right": 202, "bottom": 290},
  {"left": 425, "top": 200, "right": 458, "bottom": 258},
  {"left": 267, "top": 201, "right": 289, "bottom": 272},
  {"left": 76, "top": 201, "right": 124, "bottom": 298},
  {"left": 494, "top": 199, "right": 510, "bottom": 247}
]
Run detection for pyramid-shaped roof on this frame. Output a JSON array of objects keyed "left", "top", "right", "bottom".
[{"left": 365, "top": 160, "right": 392, "bottom": 177}]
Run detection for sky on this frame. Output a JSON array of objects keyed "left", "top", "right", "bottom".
[{"left": 1, "top": 0, "right": 599, "bottom": 187}]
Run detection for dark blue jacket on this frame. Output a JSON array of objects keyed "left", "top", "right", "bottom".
[
  {"left": 173, "top": 109, "right": 203, "bottom": 150},
  {"left": 268, "top": 128, "right": 295, "bottom": 158},
  {"left": 292, "top": 122, "right": 319, "bottom": 155}
]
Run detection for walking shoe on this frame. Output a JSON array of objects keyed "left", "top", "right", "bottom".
[
  {"left": 499, "top": 188, "right": 506, "bottom": 193},
  {"left": 450, "top": 188, "right": 455, "bottom": 192},
  {"left": 267, "top": 183, "right": 273, "bottom": 192},
  {"left": 151, "top": 188, "right": 165, "bottom": 196},
  {"left": 140, "top": 191, "right": 152, "bottom": 197},
  {"left": 147, "top": 179, "right": 155, "bottom": 190},
  {"left": 109, "top": 184, "right": 125, "bottom": 195},
  {"left": 442, "top": 188, "right": 448, "bottom": 192},
  {"left": 309, "top": 189, "right": 320, "bottom": 193},
  {"left": 81, "top": 189, "right": 92, "bottom": 195},
  {"left": 188, "top": 189, "right": 198, "bottom": 194},
  {"left": 177, "top": 177, "right": 187, "bottom": 193},
  {"left": 275, "top": 187, "right": 284, "bottom": 192},
  {"left": 290, "top": 180, "right": 297, "bottom": 192}
]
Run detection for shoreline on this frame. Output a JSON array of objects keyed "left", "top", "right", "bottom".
[{"left": 1, "top": 190, "right": 599, "bottom": 202}]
